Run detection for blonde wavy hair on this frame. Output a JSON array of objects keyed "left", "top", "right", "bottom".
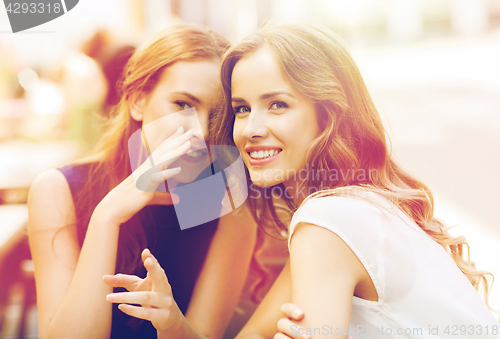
[{"left": 212, "top": 23, "right": 493, "bottom": 304}]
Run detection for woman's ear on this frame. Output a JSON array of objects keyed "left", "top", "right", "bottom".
[{"left": 128, "top": 92, "right": 147, "bottom": 122}]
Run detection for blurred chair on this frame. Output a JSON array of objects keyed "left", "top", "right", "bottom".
[{"left": 0, "top": 204, "right": 37, "bottom": 339}]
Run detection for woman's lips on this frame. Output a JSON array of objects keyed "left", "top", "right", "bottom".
[
  {"left": 180, "top": 150, "right": 206, "bottom": 163},
  {"left": 247, "top": 149, "right": 282, "bottom": 166}
]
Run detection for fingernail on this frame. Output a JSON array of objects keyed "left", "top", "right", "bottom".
[
  {"left": 171, "top": 167, "right": 181, "bottom": 174},
  {"left": 106, "top": 294, "right": 115, "bottom": 301},
  {"left": 293, "top": 309, "right": 303, "bottom": 318},
  {"left": 145, "top": 257, "right": 153, "bottom": 266},
  {"left": 178, "top": 126, "right": 184, "bottom": 133}
]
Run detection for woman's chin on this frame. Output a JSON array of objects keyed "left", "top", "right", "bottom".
[
  {"left": 171, "top": 171, "right": 201, "bottom": 184},
  {"left": 249, "top": 176, "right": 282, "bottom": 188},
  {"left": 167, "top": 158, "right": 211, "bottom": 184}
]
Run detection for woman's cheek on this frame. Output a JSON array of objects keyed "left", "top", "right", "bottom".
[{"left": 232, "top": 123, "right": 242, "bottom": 148}]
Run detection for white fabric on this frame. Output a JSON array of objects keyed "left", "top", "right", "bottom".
[{"left": 288, "top": 193, "right": 499, "bottom": 339}]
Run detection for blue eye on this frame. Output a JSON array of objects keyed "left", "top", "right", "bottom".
[
  {"left": 270, "top": 101, "right": 288, "bottom": 110},
  {"left": 233, "top": 106, "right": 250, "bottom": 114},
  {"left": 176, "top": 101, "right": 192, "bottom": 110}
]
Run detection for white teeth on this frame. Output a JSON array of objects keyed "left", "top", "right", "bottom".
[
  {"left": 249, "top": 149, "right": 280, "bottom": 159},
  {"left": 186, "top": 150, "right": 203, "bottom": 158}
]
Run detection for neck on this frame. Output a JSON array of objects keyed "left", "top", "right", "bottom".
[{"left": 283, "top": 179, "right": 309, "bottom": 207}]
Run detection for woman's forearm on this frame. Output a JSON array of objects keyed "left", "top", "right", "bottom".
[
  {"left": 236, "top": 333, "right": 267, "bottom": 339},
  {"left": 158, "top": 321, "right": 268, "bottom": 339},
  {"left": 46, "top": 209, "right": 121, "bottom": 339},
  {"left": 157, "top": 317, "right": 208, "bottom": 339}
]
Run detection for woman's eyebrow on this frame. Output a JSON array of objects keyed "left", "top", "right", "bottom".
[
  {"left": 260, "top": 91, "right": 295, "bottom": 100},
  {"left": 232, "top": 92, "right": 295, "bottom": 103},
  {"left": 172, "top": 91, "right": 201, "bottom": 104}
]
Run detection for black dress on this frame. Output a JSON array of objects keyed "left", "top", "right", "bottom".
[{"left": 58, "top": 162, "right": 224, "bottom": 338}]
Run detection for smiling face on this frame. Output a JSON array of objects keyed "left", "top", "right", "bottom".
[
  {"left": 231, "top": 48, "right": 320, "bottom": 188},
  {"left": 130, "top": 58, "right": 220, "bottom": 183}
]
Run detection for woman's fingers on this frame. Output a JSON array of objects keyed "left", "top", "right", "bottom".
[
  {"left": 277, "top": 318, "right": 310, "bottom": 339},
  {"left": 141, "top": 248, "right": 156, "bottom": 263},
  {"left": 151, "top": 129, "right": 192, "bottom": 164},
  {"left": 274, "top": 333, "right": 292, "bottom": 339},
  {"left": 103, "top": 274, "right": 143, "bottom": 290},
  {"left": 134, "top": 130, "right": 191, "bottom": 190},
  {"left": 166, "top": 126, "right": 184, "bottom": 142},
  {"left": 277, "top": 303, "right": 307, "bottom": 339},
  {"left": 107, "top": 291, "right": 172, "bottom": 309},
  {"left": 149, "top": 167, "right": 182, "bottom": 184},
  {"left": 154, "top": 139, "right": 191, "bottom": 168},
  {"left": 136, "top": 161, "right": 182, "bottom": 192},
  {"left": 117, "top": 303, "right": 171, "bottom": 324},
  {"left": 143, "top": 256, "right": 172, "bottom": 295},
  {"left": 140, "top": 249, "right": 172, "bottom": 295},
  {"left": 281, "top": 302, "right": 304, "bottom": 321},
  {"left": 157, "top": 126, "right": 186, "bottom": 151},
  {"left": 141, "top": 248, "right": 152, "bottom": 262},
  {"left": 148, "top": 192, "right": 180, "bottom": 206},
  {"left": 139, "top": 136, "right": 190, "bottom": 190}
]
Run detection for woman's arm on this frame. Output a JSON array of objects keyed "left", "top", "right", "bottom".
[
  {"left": 28, "top": 169, "right": 119, "bottom": 339},
  {"left": 235, "top": 259, "right": 292, "bottom": 339},
  {"left": 180, "top": 205, "right": 258, "bottom": 339},
  {"left": 286, "top": 222, "right": 366, "bottom": 339},
  {"left": 29, "top": 129, "right": 192, "bottom": 339}
]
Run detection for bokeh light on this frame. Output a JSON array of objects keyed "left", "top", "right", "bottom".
[{"left": 17, "top": 68, "right": 39, "bottom": 91}]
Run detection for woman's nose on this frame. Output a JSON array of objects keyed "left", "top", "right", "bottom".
[
  {"left": 181, "top": 110, "right": 209, "bottom": 145},
  {"left": 196, "top": 112, "right": 209, "bottom": 140},
  {"left": 242, "top": 111, "right": 268, "bottom": 140}
]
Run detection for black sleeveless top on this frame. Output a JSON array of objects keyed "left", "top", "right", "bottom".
[{"left": 58, "top": 162, "right": 224, "bottom": 338}]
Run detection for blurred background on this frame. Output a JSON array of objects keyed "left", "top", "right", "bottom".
[{"left": 0, "top": 0, "right": 499, "bottom": 338}]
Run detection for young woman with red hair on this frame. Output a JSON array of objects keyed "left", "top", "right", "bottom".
[
  {"left": 28, "top": 24, "right": 257, "bottom": 339},
  {"left": 211, "top": 23, "right": 498, "bottom": 339}
]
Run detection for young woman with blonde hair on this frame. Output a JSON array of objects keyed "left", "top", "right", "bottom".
[
  {"left": 211, "top": 23, "right": 498, "bottom": 338},
  {"left": 28, "top": 24, "right": 257, "bottom": 339}
]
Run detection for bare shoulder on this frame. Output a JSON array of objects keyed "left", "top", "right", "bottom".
[
  {"left": 28, "top": 168, "right": 76, "bottom": 232},
  {"left": 291, "top": 222, "right": 348, "bottom": 252},
  {"left": 30, "top": 168, "right": 71, "bottom": 193},
  {"left": 290, "top": 222, "right": 365, "bottom": 280}
]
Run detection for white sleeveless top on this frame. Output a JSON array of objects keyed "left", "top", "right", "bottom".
[{"left": 288, "top": 193, "right": 499, "bottom": 339}]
